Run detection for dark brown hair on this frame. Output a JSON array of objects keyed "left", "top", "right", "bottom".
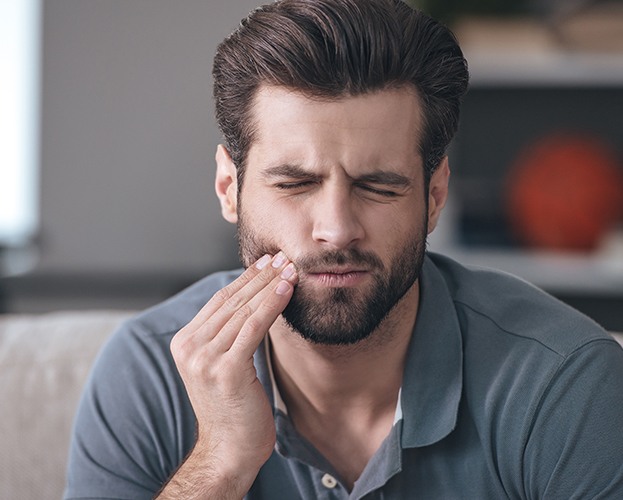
[{"left": 212, "top": 0, "right": 469, "bottom": 184}]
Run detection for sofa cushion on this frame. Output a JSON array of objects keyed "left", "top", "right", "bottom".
[{"left": 0, "top": 310, "right": 134, "bottom": 500}]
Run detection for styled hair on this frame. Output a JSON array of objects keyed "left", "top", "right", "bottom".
[{"left": 212, "top": 0, "right": 469, "bottom": 184}]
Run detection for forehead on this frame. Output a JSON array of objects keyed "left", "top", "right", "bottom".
[{"left": 247, "top": 85, "right": 424, "bottom": 174}]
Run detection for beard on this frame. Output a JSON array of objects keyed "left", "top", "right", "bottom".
[{"left": 237, "top": 214, "right": 427, "bottom": 346}]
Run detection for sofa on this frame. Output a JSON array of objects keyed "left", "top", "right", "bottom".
[
  {"left": 0, "top": 310, "right": 622, "bottom": 499},
  {"left": 0, "top": 310, "right": 134, "bottom": 500}
]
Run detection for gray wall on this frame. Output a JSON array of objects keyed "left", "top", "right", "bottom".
[{"left": 38, "top": 0, "right": 261, "bottom": 276}]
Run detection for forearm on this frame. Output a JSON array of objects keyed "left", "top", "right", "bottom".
[{"left": 155, "top": 445, "right": 258, "bottom": 500}]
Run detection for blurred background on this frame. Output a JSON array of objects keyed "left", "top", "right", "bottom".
[{"left": 1, "top": 0, "right": 622, "bottom": 329}]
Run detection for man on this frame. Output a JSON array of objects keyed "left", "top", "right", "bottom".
[{"left": 65, "top": 0, "right": 623, "bottom": 498}]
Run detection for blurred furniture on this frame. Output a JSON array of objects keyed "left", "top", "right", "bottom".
[
  {"left": 0, "top": 310, "right": 134, "bottom": 500},
  {"left": 428, "top": 13, "right": 623, "bottom": 332},
  {"left": 0, "top": 310, "right": 621, "bottom": 499}
]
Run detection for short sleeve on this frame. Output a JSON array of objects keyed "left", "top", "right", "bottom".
[{"left": 523, "top": 339, "right": 623, "bottom": 499}]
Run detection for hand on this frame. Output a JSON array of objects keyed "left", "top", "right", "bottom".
[{"left": 160, "top": 252, "right": 297, "bottom": 498}]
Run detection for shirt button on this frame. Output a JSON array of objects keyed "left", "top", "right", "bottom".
[{"left": 321, "top": 473, "right": 338, "bottom": 489}]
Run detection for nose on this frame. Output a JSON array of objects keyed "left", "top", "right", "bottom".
[{"left": 311, "top": 184, "right": 365, "bottom": 249}]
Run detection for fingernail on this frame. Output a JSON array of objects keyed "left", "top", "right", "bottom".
[
  {"left": 280, "top": 263, "right": 295, "bottom": 280},
  {"left": 275, "top": 280, "right": 291, "bottom": 295},
  {"left": 255, "top": 254, "right": 271, "bottom": 270},
  {"left": 272, "top": 251, "right": 287, "bottom": 268}
]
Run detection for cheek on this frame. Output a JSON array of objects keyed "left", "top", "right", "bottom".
[
  {"left": 374, "top": 203, "right": 427, "bottom": 257},
  {"left": 369, "top": 201, "right": 424, "bottom": 237},
  {"left": 242, "top": 200, "right": 306, "bottom": 252}
]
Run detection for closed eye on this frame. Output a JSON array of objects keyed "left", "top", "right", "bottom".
[
  {"left": 275, "top": 181, "right": 317, "bottom": 190},
  {"left": 275, "top": 181, "right": 313, "bottom": 189},
  {"left": 356, "top": 183, "right": 400, "bottom": 197}
]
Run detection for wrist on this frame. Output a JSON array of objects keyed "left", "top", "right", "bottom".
[{"left": 156, "top": 440, "right": 262, "bottom": 499}]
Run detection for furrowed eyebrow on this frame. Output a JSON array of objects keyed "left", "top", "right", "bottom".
[
  {"left": 262, "top": 164, "right": 316, "bottom": 180},
  {"left": 261, "top": 164, "right": 412, "bottom": 188},
  {"left": 355, "top": 171, "right": 412, "bottom": 188}
]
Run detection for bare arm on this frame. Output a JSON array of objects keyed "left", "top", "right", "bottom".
[{"left": 156, "top": 252, "right": 297, "bottom": 499}]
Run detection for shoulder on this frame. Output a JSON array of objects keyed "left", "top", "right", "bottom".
[
  {"left": 130, "top": 269, "right": 243, "bottom": 337},
  {"left": 427, "top": 252, "right": 614, "bottom": 357},
  {"left": 426, "top": 253, "right": 623, "bottom": 496},
  {"left": 91, "top": 268, "right": 245, "bottom": 407},
  {"left": 85, "top": 269, "right": 243, "bottom": 405},
  {"left": 96, "top": 269, "right": 242, "bottom": 356}
]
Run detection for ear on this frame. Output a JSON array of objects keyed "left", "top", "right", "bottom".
[
  {"left": 215, "top": 144, "right": 238, "bottom": 224},
  {"left": 427, "top": 156, "right": 450, "bottom": 234}
]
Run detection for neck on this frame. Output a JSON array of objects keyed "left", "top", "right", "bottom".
[{"left": 268, "top": 281, "right": 419, "bottom": 421}]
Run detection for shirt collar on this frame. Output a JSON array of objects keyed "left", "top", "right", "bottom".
[{"left": 400, "top": 254, "right": 463, "bottom": 448}]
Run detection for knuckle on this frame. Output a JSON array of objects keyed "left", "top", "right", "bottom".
[
  {"left": 188, "top": 354, "right": 213, "bottom": 378},
  {"left": 224, "top": 291, "right": 247, "bottom": 313},
  {"left": 183, "top": 346, "right": 221, "bottom": 380},
  {"left": 211, "top": 286, "right": 233, "bottom": 305},
  {"left": 231, "top": 303, "right": 255, "bottom": 324},
  {"left": 243, "top": 315, "right": 265, "bottom": 334},
  {"left": 256, "top": 267, "right": 278, "bottom": 285}
]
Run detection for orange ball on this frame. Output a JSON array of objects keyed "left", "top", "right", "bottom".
[{"left": 506, "top": 133, "right": 623, "bottom": 251}]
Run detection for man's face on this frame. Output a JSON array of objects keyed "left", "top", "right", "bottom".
[{"left": 217, "top": 85, "right": 448, "bottom": 345}]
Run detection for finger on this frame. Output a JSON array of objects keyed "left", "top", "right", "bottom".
[
  {"left": 181, "top": 254, "right": 296, "bottom": 353},
  {"left": 229, "top": 279, "right": 295, "bottom": 358},
  {"left": 208, "top": 263, "right": 297, "bottom": 352},
  {"left": 208, "top": 253, "right": 293, "bottom": 330},
  {"left": 184, "top": 253, "right": 274, "bottom": 331}
]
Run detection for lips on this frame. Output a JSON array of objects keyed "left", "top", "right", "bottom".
[
  {"left": 305, "top": 269, "right": 369, "bottom": 287},
  {"left": 292, "top": 249, "right": 382, "bottom": 288},
  {"left": 308, "top": 266, "right": 365, "bottom": 274}
]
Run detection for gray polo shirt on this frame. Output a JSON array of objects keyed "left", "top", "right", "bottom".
[{"left": 65, "top": 253, "right": 623, "bottom": 499}]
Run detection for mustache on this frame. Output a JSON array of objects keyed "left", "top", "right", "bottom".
[{"left": 294, "top": 248, "right": 383, "bottom": 273}]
